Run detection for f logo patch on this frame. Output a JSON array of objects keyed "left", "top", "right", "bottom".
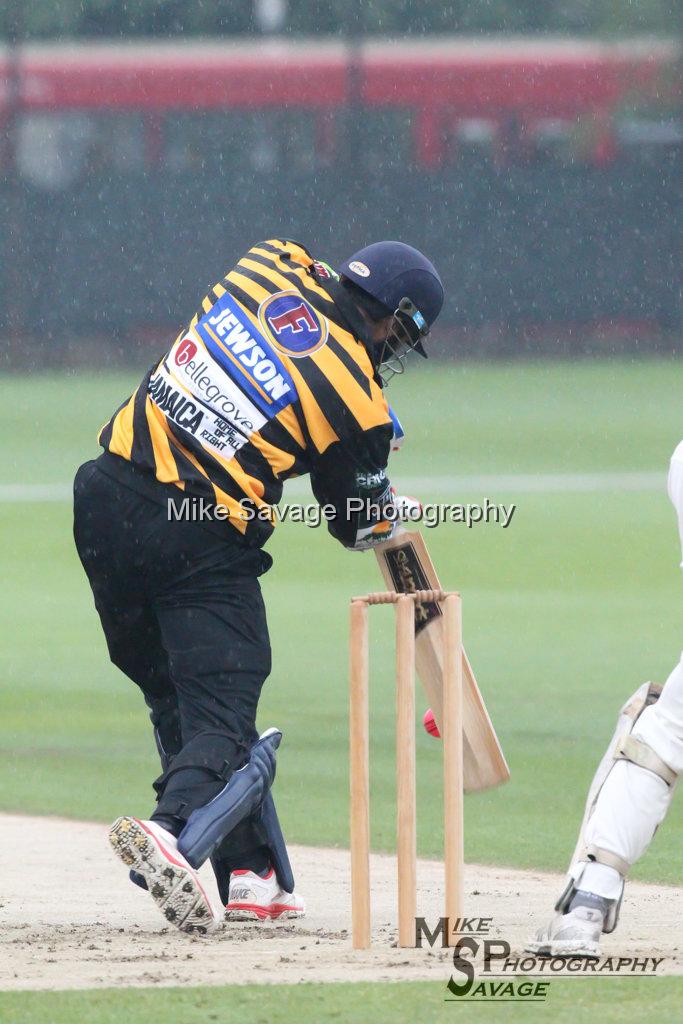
[
  {"left": 259, "top": 291, "right": 328, "bottom": 358},
  {"left": 268, "top": 302, "right": 317, "bottom": 336}
]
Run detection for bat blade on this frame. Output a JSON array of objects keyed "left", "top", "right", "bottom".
[{"left": 375, "top": 529, "right": 509, "bottom": 793}]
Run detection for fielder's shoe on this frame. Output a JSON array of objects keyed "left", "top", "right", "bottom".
[
  {"left": 526, "top": 892, "right": 611, "bottom": 958},
  {"left": 225, "top": 867, "right": 306, "bottom": 922},
  {"left": 109, "top": 816, "right": 221, "bottom": 935}
]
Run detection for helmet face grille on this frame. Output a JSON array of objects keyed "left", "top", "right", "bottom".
[{"left": 377, "top": 298, "right": 429, "bottom": 387}]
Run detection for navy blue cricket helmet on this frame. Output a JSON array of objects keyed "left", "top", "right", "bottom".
[
  {"left": 339, "top": 241, "right": 443, "bottom": 382},
  {"left": 340, "top": 241, "right": 443, "bottom": 330}
]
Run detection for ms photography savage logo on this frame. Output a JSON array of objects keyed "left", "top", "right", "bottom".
[{"left": 415, "top": 917, "right": 665, "bottom": 1004}]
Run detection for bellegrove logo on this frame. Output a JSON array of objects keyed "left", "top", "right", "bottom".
[{"left": 414, "top": 917, "right": 666, "bottom": 1004}]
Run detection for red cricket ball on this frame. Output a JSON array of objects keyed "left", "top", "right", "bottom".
[{"left": 423, "top": 707, "right": 440, "bottom": 739}]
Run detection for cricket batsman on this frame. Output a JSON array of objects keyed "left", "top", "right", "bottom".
[
  {"left": 528, "top": 443, "right": 683, "bottom": 957},
  {"left": 73, "top": 239, "right": 443, "bottom": 934}
]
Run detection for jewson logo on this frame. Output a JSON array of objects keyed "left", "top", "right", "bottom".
[
  {"left": 195, "top": 291, "right": 295, "bottom": 415},
  {"left": 204, "top": 307, "right": 291, "bottom": 400},
  {"left": 259, "top": 290, "right": 328, "bottom": 358}
]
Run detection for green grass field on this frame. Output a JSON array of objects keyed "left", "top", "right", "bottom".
[
  {"left": 2, "top": 360, "right": 683, "bottom": 1020},
  {"left": 1, "top": 978, "right": 681, "bottom": 1024}
]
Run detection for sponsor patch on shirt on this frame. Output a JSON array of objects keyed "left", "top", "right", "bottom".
[
  {"left": 195, "top": 291, "right": 296, "bottom": 416},
  {"left": 258, "top": 290, "right": 328, "bottom": 358},
  {"left": 155, "top": 333, "right": 270, "bottom": 458}
]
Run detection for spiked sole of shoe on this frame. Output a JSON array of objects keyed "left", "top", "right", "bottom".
[{"left": 109, "top": 816, "right": 219, "bottom": 936}]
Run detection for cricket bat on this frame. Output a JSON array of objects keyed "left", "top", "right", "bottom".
[{"left": 375, "top": 529, "right": 509, "bottom": 793}]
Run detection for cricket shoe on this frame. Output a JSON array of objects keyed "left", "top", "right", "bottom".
[
  {"left": 225, "top": 868, "right": 306, "bottom": 922},
  {"left": 109, "top": 816, "right": 221, "bottom": 935},
  {"left": 526, "top": 898, "right": 608, "bottom": 959}
]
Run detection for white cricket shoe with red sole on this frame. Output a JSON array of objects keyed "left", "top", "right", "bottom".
[
  {"left": 225, "top": 868, "right": 306, "bottom": 922},
  {"left": 109, "top": 816, "right": 222, "bottom": 935}
]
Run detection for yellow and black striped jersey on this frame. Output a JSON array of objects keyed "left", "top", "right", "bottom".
[{"left": 99, "top": 239, "right": 394, "bottom": 545}]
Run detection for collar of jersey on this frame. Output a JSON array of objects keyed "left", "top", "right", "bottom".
[{"left": 316, "top": 276, "right": 377, "bottom": 353}]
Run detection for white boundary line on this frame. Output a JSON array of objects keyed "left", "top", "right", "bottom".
[
  {"left": 0, "top": 484, "right": 73, "bottom": 503},
  {"left": 0, "top": 471, "right": 664, "bottom": 504}
]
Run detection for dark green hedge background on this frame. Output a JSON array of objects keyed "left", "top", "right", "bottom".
[{"left": 2, "top": 0, "right": 682, "bottom": 41}]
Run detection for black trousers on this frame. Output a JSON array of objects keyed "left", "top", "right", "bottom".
[{"left": 73, "top": 455, "right": 273, "bottom": 896}]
